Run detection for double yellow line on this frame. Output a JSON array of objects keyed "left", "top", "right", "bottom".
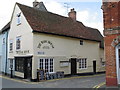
[{"left": 93, "top": 82, "right": 105, "bottom": 88}]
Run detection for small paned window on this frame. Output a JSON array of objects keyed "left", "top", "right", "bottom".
[
  {"left": 16, "top": 36, "right": 21, "bottom": 50},
  {"left": 50, "top": 59, "right": 53, "bottom": 72},
  {"left": 45, "top": 59, "right": 49, "bottom": 73},
  {"left": 39, "top": 58, "right": 53, "bottom": 73},
  {"left": 40, "top": 59, "right": 43, "bottom": 70},
  {"left": 17, "top": 12, "right": 21, "bottom": 25},
  {"left": 79, "top": 58, "right": 87, "bottom": 69},
  {"left": 80, "top": 40, "right": 83, "bottom": 45},
  {"left": 101, "top": 62, "right": 105, "bottom": 66},
  {"left": 3, "top": 38, "right": 5, "bottom": 44},
  {"left": 9, "top": 40, "right": 13, "bottom": 52}
]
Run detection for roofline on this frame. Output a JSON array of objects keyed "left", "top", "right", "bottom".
[
  {"left": 1, "top": 22, "right": 10, "bottom": 33},
  {"left": 2, "top": 27, "right": 10, "bottom": 33},
  {"left": 32, "top": 30, "right": 101, "bottom": 42}
]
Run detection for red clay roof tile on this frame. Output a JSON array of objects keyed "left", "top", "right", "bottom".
[{"left": 17, "top": 3, "right": 104, "bottom": 48}]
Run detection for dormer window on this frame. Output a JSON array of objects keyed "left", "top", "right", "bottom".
[{"left": 17, "top": 12, "right": 21, "bottom": 25}]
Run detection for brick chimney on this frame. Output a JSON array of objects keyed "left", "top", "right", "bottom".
[
  {"left": 68, "top": 8, "right": 76, "bottom": 21},
  {"left": 33, "top": 0, "right": 47, "bottom": 12}
]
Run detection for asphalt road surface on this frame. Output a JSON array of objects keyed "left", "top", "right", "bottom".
[{"left": 1, "top": 74, "right": 105, "bottom": 88}]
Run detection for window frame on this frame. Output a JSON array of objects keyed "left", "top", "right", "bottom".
[
  {"left": 3, "top": 38, "right": 5, "bottom": 44},
  {"left": 78, "top": 58, "right": 87, "bottom": 69},
  {"left": 16, "top": 36, "right": 21, "bottom": 50},
  {"left": 15, "top": 58, "right": 24, "bottom": 73},
  {"left": 17, "top": 12, "right": 21, "bottom": 25},
  {"left": 39, "top": 58, "right": 54, "bottom": 73},
  {"left": 9, "top": 40, "right": 13, "bottom": 52},
  {"left": 80, "top": 40, "right": 83, "bottom": 45}
]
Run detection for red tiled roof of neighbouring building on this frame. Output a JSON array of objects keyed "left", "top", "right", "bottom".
[{"left": 17, "top": 3, "right": 104, "bottom": 48}]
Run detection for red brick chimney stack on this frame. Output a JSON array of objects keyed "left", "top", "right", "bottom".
[{"left": 68, "top": 8, "right": 76, "bottom": 21}]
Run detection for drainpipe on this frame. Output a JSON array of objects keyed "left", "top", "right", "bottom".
[{"left": 5, "top": 31, "right": 8, "bottom": 75}]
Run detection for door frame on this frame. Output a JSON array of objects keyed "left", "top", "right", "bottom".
[
  {"left": 93, "top": 61, "right": 96, "bottom": 74},
  {"left": 116, "top": 44, "right": 120, "bottom": 84},
  {"left": 24, "top": 57, "right": 32, "bottom": 79},
  {"left": 70, "top": 58, "right": 77, "bottom": 75}
]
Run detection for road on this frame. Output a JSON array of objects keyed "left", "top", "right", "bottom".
[{"left": 1, "top": 74, "right": 105, "bottom": 88}]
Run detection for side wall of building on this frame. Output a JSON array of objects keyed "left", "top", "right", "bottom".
[{"left": 1, "top": 31, "right": 9, "bottom": 74}]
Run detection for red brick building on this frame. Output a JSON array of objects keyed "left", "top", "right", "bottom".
[{"left": 102, "top": 1, "right": 120, "bottom": 86}]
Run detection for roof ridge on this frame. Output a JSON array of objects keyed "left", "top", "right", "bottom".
[{"left": 17, "top": 2, "right": 86, "bottom": 25}]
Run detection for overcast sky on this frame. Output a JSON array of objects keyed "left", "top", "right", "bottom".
[{"left": 0, "top": 0, "right": 104, "bottom": 34}]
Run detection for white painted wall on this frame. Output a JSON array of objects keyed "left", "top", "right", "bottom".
[
  {"left": 8, "top": 4, "right": 34, "bottom": 77},
  {"left": 8, "top": 4, "right": 33, "bottom": 58}
]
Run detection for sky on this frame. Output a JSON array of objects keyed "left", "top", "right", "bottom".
[{"left": 0, "top": 0, "right": 104, "bottom": 34}]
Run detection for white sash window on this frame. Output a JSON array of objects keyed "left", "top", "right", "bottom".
[
  {"left": 78, "top": 58, "right": 87, "bottom": 69},
  {"left": 39, "top": 58, "right": 54, "bottom": 73}
]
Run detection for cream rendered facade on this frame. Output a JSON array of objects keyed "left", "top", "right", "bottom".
[
  {"left": 8, "top": 5, "right": 33, "bottom": 78},
  {"left": 33, "top": 33, "right": 105, "bottom": 79},
  {"left": 8, "top": 4, "right": 105, "bottom": 80}
]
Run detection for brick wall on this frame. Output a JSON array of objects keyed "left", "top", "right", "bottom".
[
  {"left": 102, "top": 1, "right": 120, "bottom": 86},
  {"left": 104, "top": 35, "right": 118, "bottom": 86}
]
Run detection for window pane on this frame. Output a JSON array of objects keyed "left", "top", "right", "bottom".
[
  {"left": 16, "top": 37, "right": 21, "bottom": 50},
  {"left": 39, "top": 58, "right": 53, "bottom": 73},
  {"left": 79, "top": 58, "right": 87, "bottom": 69},
  {"left": 15, "top": 58, "right": 24, "bottom": 72}
]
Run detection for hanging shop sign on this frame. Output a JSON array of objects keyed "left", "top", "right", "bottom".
[{"left": 37, "top": 40, "right": 54, "bottom": 49}]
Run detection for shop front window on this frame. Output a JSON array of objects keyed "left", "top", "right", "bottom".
[{"left": 15, "top": 58, "right": 24, "bottom": 72}]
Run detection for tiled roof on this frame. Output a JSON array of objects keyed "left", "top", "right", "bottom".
[
  {"left": 1, "top": 22, "right": 10, "bottom": 33},
  {"left": 17, "top": 3, "right": 104, "bottom": 48}
]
